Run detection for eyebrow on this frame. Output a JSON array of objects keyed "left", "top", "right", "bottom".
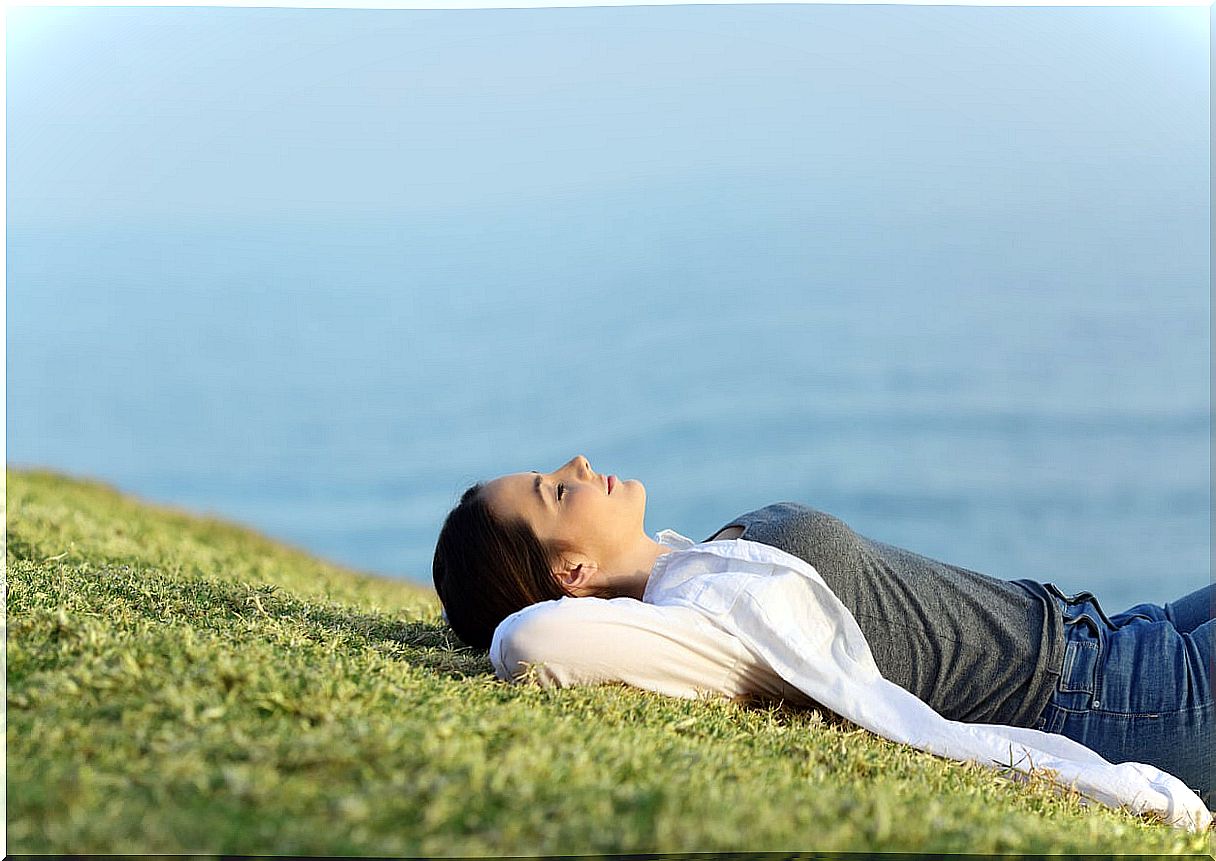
[{"left": 530, "top": 471, "right": 551, "bottom": 510}]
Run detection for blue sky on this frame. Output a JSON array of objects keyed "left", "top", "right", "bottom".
[{"left": 7, "top": 5, "right": 1209, "bottom": 227}]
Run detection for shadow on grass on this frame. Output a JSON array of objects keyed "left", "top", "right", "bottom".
[
  {"left": 28, "top": 559, "right": 497, "bottom": 681},
  {"left": 23, "top": 558, "right": 846, "bottom": 726}
]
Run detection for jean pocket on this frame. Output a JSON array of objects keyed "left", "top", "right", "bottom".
[{"left": 1059, "top": 637, "right": 1099, "bottom": 696}]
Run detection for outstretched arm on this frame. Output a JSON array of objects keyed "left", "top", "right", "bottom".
[{"left": 489, "top": 595, "right": 814, "bottom": 708}]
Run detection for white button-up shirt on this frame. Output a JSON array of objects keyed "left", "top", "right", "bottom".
[{"left": 490, "top": 530, "right": 1211, "bottom": 831}]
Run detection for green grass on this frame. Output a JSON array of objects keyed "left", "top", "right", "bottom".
[{"left": 5, "top": 466, "right": 1213, "bottom": 855}]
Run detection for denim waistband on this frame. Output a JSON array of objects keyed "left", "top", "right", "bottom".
[{"left": 1042, "top": 582, "right": 1116, "bottom": 630}]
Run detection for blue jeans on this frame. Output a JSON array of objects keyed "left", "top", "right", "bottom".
[{"left": 1031, "top": 582, "right": 1214, "bottom": 807}]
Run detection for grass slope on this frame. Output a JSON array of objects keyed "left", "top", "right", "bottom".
[{"left": 5, "top": 467, "right": 1212, "bottom": 854}]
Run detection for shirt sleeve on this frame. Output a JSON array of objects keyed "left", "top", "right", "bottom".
[{"left": 489, "top": 595, "right": 777, "bottom": 704}]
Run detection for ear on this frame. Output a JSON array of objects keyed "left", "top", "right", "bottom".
[{"left": 553, "top": 555, "right": 600, "bottom": 596}]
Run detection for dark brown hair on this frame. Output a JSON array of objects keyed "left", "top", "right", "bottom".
[{"left": 432, "top": 481, "right": 571, "bottom": 650}]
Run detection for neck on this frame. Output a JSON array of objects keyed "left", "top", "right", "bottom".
[{"left": 613, "top": 536, "right": 676, "bottom": 600}]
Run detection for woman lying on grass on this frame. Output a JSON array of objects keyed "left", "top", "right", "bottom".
[{"left": 432, "top": 455, "right": 1213, "bottom": 830}]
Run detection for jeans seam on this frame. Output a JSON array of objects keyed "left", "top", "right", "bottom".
[{"left": 1051, "top": 700, "right": 1212, "bottom": 719}]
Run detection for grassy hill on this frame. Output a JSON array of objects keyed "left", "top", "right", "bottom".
[{"left": 5, "top": 467, "right": 1211, "bottom": 854}]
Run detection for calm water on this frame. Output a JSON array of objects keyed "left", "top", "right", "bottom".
[{"left": 6, "top": 6, "right": 1210, "bottom": 613}]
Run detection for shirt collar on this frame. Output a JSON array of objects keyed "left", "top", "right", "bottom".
[
  {"left": 641, "top": 529, "right": 697, "bottom": 603},
  {"left": 654, "top": 528, "right": 696, "bottom": 550}
]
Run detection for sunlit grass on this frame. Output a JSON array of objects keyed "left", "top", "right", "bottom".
[{"left": 6, "top": 466, "right": 1212, "bottom": 854}]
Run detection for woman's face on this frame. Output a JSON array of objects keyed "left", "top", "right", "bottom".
[{"left": 481, "top": 454, "right": 646, "bottom": 569}]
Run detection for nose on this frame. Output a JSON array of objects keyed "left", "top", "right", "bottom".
[{"left": 561, "top": 454, "right": 593, "bottom": 480}]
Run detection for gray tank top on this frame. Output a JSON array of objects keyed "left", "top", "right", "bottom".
[{"left": 705, "top": 502, "right": 1064, "bottom": 727}]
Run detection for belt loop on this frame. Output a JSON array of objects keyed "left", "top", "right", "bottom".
[
  {"left": 1044, "top": 582, "right": 1069, "bottom": 603},
  {"left": 1045, "top": 583, "right": 1116, "bottom": 630}
]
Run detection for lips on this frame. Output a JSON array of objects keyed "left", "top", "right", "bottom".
[{"left": 607, "top": 475, "right": 615, "bottom": 494}]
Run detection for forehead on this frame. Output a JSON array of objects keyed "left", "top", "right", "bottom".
[{"left": 486, "top": 472, "right": 543, "bottom": 519}]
